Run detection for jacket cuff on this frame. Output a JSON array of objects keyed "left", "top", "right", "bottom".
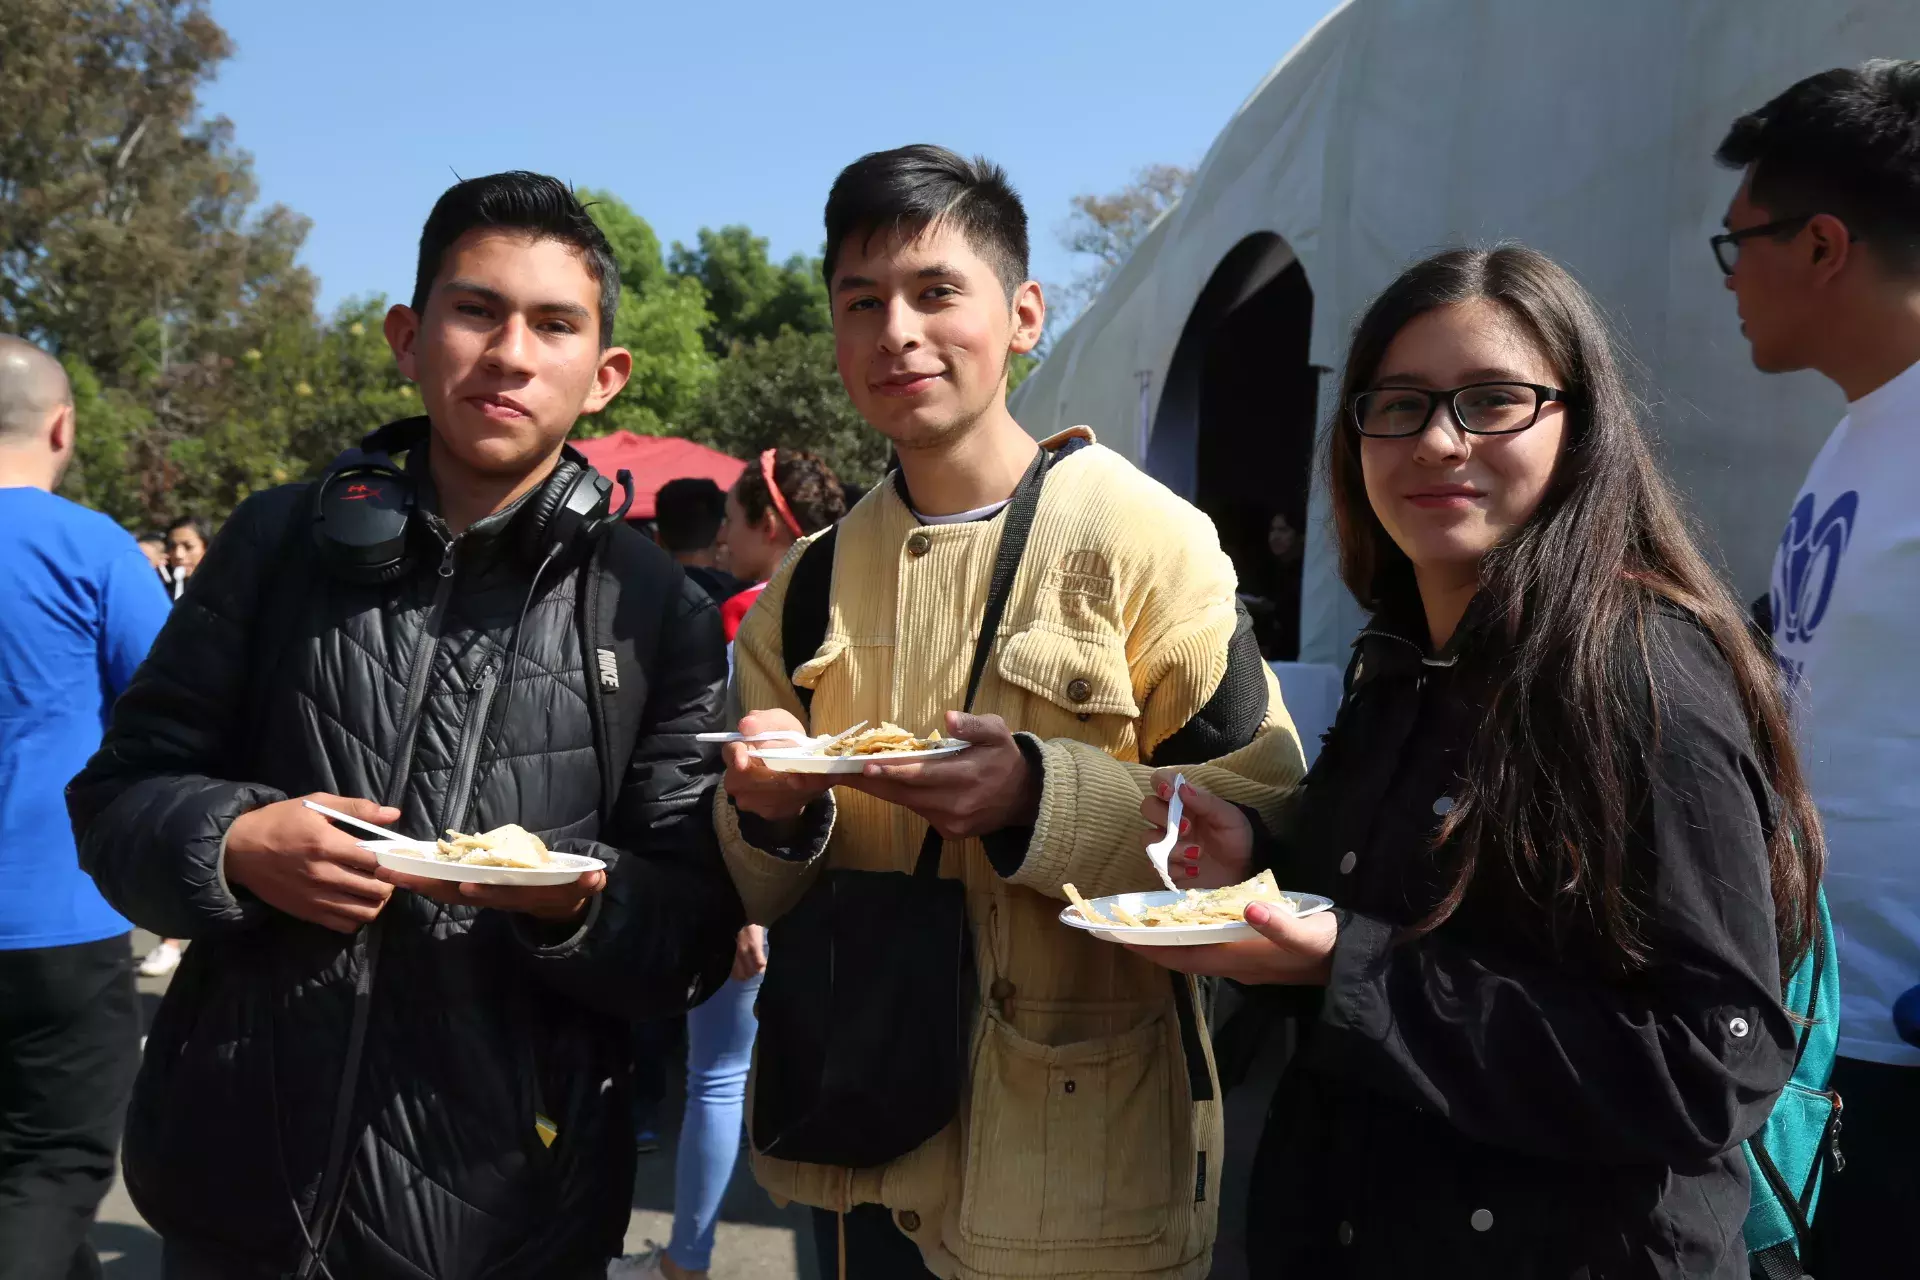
[
  {"left": 733, "top": 796, "right": 834, "bottom": 864},
  {"left": 1318, "top": 908, "right": 1395, "bottom": 1041},
  {"left": 982, "top": 732, "right": 1047, "bottom": 878},
  {"left": 198, "top": 786, "right": 284, "bottom": 931},
  {"left": 1007, "top": 737, "right": 1158, "bottom": 898},
  {"left": 715, "top": 786, "right": 835, "bottom": 922},
  {"left": 509, "top": 892, "right": 603, "bottom": 957}
]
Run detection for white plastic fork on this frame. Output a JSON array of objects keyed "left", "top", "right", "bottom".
[
  {"left": 302, "top": 799, "right": 436, "bottom": 853},
  {"left": 1143, "top": 773, "right": 1188, "bottom": 892}
]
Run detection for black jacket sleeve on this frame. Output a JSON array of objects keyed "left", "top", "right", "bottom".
[
  {"left": 514, "top": 575, "right": 742, "bottom": 1020},
  {"left": 66, "top": 488, "right": 300, "bottom": 941},
  {"left": 1309, "top": 617, "right": 1797, "bottom": 1165}
]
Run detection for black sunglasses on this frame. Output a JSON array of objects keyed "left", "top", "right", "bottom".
[{"left": 1710, "top": 215, "right": 1814, "bottom": 275}]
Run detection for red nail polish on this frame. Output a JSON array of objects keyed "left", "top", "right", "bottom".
[{"left": 1186, "top": 866, "right": 1199, "bottom": 877}]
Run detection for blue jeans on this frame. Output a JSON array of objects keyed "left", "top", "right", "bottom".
[{"left": 666, "top": 971, "right": 762, "bottom": 1271}]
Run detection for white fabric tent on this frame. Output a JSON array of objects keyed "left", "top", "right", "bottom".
[{"left": 1013, "top": 0, "right": 1920, "bottom": 679}]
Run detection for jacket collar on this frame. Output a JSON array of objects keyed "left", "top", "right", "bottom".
[
  {"left": 1353, "top": 589, "right": 1502, "bottom": 680},
  {"left": 409, "top": 442, "right": 542, "bottom": 558},
  {"left": 888, "top": 428, "right": 1094, "bottom": 514}
]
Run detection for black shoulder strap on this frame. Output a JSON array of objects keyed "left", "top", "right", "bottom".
[
  {"left": 781, "top": 525, "right": 839, "bottom": 719},
  {"left": 961, "top": 448, "right": 1048, "bottom": 714},
  {"left": 910, "top": 448, "right": 1051, "bottom": 878},
  {"left": 580, "top": 525, "right": 664, "bottom": 827}
]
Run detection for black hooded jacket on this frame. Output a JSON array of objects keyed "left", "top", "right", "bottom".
[{"left": 67, "top": 472, "right": 742, "bottom": 1279}]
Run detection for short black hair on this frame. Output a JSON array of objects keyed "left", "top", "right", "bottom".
[
  {"left": 411, "top": 171, "right": 621, "bottom": 346},
  {"left": 823, "top": 145, "right": 1029, "bottom": 299},
  {"left": 1717, "top": 60, "right": 1920, "bottom": 275},
  {"left": 166, "top": 515, "right": 207, "bottom": 539},
  {"left": 653, "top": 477, "right": 727, "bottom": 553}
]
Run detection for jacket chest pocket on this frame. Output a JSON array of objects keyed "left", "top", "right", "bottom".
[
  {"left": 958, "top": 1011, "right": 1182, "bottom": 1252},
  {"left": 994, "top": 628, "right": 1139, "bottom": 746}
]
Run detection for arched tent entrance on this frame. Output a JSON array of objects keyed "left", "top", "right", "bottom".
[{"left": 1146, "top": 234, "right": 1319, "bottom": 660}]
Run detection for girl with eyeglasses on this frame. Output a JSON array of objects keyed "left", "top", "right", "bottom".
[{"left": 1130, "top": 246, "right": 1824, "bottom": 1277}]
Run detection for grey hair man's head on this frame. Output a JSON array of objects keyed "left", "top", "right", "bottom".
[{"left": 0, "top": 336, "right": 77, "bottom": 489}]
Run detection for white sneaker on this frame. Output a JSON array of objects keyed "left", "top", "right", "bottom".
[
  {"left": 605, "top": 1244, "right": 668, "bottom": 1279},
  {"left": 137, "top": 940, "right": 183, "bottom": 977}
]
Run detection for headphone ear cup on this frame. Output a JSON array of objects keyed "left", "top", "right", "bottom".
[
  {"left": 310, "top": 463, "right": 416, "bottom": 584},
  {"left": 520, "top": 458, "right": 586, "bottom": 563}
]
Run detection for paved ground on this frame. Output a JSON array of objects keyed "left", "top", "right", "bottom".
[{"left": 90, "top": 934, "right": 1284, "bottom": 1279}]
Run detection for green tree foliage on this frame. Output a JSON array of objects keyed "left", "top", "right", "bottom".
[
  {"left": 2, "top": 0, "right": 410, "bottom": 531},
  {"left": 684, "top": 330, "right": 887, "bottom": 484},
  {"left": 668, "top": 226, "right": 831, "bottom": 355},
  {"left": 578, "top": 190, "right": 715, "bottom": 438}
]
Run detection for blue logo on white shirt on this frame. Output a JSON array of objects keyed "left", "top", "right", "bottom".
[{"left": 1772, "top": 491, "right": 1859, "bottom": 682}]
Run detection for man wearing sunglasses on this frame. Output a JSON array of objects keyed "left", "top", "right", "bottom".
[{"left": 1715, "top": 59, "right": 1920, "bottom": 1277}]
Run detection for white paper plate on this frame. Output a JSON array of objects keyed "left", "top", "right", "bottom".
[
  {"left": 362, "top": 840, "right": 606, "bottom": 886},
  {"left": 749, "top": 740, "right": 971, "bottom": 775},
  {"left": 1059, "top": 887, "right": 1334, "bottom": 947}
]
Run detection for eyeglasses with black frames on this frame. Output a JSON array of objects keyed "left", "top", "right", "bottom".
[
  {"left": 1349, "top": 382, "right": 1566, "bottom": 439},
  {"left": 1710, "top": 214, "right": 1816, "bottom": 276}
]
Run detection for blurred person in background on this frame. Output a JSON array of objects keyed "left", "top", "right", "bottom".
[
  {"left": 0, "top": 335, "right": 169, "bottom": 1280},
  {"left": 139, "top": 523, "right": 203, "bottom": 974},
  {"left": 162, "top": 516, "right": 207, "bottom": 587},
  {"left": 653, "top": 477, "right": 742, "bottom": 607},
  {"left": 1715, "top": 59, "right": 1920, "bottom": 1275},
  {"left": 713, "top": 449, "right": 846, "bottom": 642},
  {"left": 612, "top": 449, "right": 845, "bottom": 1280}
]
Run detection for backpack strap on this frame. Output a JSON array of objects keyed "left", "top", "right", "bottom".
[
  {"left": 780, "top": 525, "right": 839, "bottom": 720},
  {"left": 579, "top": 524, "right": 668, "bottom": 828}
]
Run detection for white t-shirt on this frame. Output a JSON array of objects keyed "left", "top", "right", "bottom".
[
  {"left": 1769, "top": 356, "right": 1920, "bottom": 1065},
  {"left": 912, "top": 499, "right": 1011, "bottom": 526}
]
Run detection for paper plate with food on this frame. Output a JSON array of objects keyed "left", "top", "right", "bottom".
[
  {"left": 1058, "top": 870, "right": 1333, "bottom": 947},
  {"left": 361, "top": 823, "right": 606, "bottom": 886},
  {"left": 749, "top": 721, "right": 970, "bottom": 775}
]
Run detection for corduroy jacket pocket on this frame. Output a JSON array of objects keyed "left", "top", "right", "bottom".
[
  {"left": 957, "top": 1009, "right": 1179, "bottom": 1252},
  {"left": 997, "top": 628, "right": 1140, "bottom": 740}
]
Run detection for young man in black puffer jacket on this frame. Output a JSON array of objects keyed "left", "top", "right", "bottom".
[{"left": 66, "top": 172, "right": 744, "bottom": 1280}]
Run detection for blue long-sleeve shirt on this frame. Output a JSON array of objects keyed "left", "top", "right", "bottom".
[{"left": 1, "top": 485, "right": 170, "bottom": 948}]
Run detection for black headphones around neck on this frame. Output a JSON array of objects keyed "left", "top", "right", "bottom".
[{"left": 310, "top": 416, "right": 633, "bottom": 584}]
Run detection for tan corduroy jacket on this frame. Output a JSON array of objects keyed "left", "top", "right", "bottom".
[{"left": 717, "top": 430, "right": 1307, "bottom": 1279}]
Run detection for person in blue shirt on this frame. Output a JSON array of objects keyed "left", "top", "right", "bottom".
[{"left": 0, "top": 334, "right": 170, "bottom": 1280}]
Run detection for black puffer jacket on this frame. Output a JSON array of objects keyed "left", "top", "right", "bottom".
[
  {"left": 68, "top": 477, "right": 741, "bottom": 1279},
  {"left": 1249, "top": 601, "right": 1796, "bottom": 1279}
]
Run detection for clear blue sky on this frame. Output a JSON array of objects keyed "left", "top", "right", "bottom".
[{"left": 201, "top": 0, "right": 1332, "bottom": 315}]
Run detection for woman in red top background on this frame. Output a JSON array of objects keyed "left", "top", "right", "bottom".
[{"left": 716, "top": 448, "right": 848, "bottom": 642}]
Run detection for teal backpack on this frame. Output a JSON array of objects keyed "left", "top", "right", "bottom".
[{"left": 1744, "top": 890, "right": 1842, "bottom": 1279}]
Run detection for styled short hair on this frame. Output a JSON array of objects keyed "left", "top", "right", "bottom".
[
  {"left": 653, "top": 477, "right": 728, "bottom": 554},
  {"left": 411, "top": 172, "right": 621, "bottom": 345},
  {"left": 731, "top": 449, "right": 846, "bottom": 537},
  {"left": 823, "top": 145, "right": 1029, "bottom": 298},
  {"left": 1717, "top": 60, "right": 1920, "bottom": 274}
]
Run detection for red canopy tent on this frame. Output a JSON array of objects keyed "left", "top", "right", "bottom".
[{"left": 571, "top": 432, "right": 746, "bottom": 520}]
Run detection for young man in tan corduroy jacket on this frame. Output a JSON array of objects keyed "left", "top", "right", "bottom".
[{"left": 716, "top": 144, "right": 1307, "bottom": 1280}]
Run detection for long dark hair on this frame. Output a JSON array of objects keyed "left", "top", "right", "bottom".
[{"left": 1328, "top": 245, "right": 1824, "bottom": 979}]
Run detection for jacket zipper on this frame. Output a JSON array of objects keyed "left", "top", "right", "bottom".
[
  {"left": 440, "top": 661, "right": 499, "bottom": 837},
  {"left": 380, "top": 537, "right": 459, "bottom": 810},
  {"left": 300, "top": 533, "right": 459, "bottom": 1278}
]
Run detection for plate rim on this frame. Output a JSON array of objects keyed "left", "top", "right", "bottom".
[
  {"left": 748, "top": 739, "right": 971, "bottom": 762},
  {"left": 1057, "top": 887, "right": 1334, "bottom": 941},
  {"left": 361, "top": 840, "right": 605, "bottom": 878}
]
